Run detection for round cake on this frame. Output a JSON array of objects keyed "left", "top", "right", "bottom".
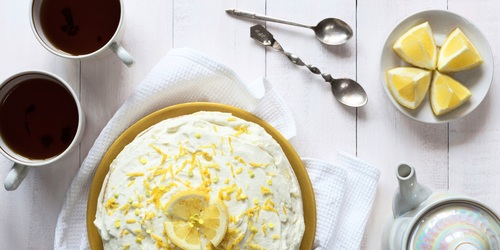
[{"left": 94, "top": 111, "right": 305, "bottom": 250}]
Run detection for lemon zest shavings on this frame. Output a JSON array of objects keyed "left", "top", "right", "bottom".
[
  {"left": 261, "top": 186, "right": 274, "bottom": 195},
  {"left": 250, "top": 163, "right": 268, "bottom": 168},
  {"left": 151, "top": 233, "right": 163, "bottom": 242},
  {"left": 230, "top": 163, "right": 235, "bottom": 177},
  {"left": 149, "top": 144, "right": 170, "bottom": 163},
  {"left": 262, "top": 205, "right": 278, "bottom": 214},
  {"left": 105, "top": 198, "right": 119, "bottom": 214},
  {"left": 126, "top": 173, "right": 144, "bottom": 177},
  {"left": 127, "top": 180, "right": 135, "bottom": 187},
  {"left": 175, "top": 178, "right": 191, "bottom": 188},
  {"left": 168, "top": 163, "right": 174, "bottom": 179},
  {"left": 175, "top": 159, "right": 188, "bottom": 175}
]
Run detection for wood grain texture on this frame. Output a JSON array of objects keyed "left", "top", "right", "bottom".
[
  {"left": 2, "top": 0, "right": 500, "bottom": 250},
  {"left": 80, "top": 0, "right": 172, "bottom": 162},
  {"left": 266, "top": 0, "right": 357, "bottom": 160},
  {"left": 448, "top": 0, "right": 500, "bottom": 210},
  {"left": 173, "top": 0, "right": 266, "bottom": 84},
  {"left": 0, "top": 1, "right": 80, "bottom": 250},
  {"left": 356, "top": 1, "right": 449, "bottom": 249}
]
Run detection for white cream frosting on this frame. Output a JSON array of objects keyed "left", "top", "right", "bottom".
[{"left": 94, "top": 111, "right": 305, "bottom": 250}]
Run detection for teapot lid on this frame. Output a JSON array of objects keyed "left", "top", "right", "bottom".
[{"left": 408, "top": 201, "right": 500, "bottom": 250}]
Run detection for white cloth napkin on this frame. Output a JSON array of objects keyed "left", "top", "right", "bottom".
[
  {"left": 304, "top": 151, "right": 381, "bottom": 250},
  {"left": 53, "top": 48, "right": 380, "bottom": 250}
]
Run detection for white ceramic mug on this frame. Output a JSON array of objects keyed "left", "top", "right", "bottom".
[
  {"left": 29, "top": 0, "right": 135, "bottom": 67},
  {"left": 0, "top": 70, "right": 85, "bottom": 191}
]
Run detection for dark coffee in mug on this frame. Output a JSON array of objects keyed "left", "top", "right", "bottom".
[
  {"left": 38, "top": 0, "right": 121, "bottom": 55},
  {"left": 0, "top": 77, "right": 79, "bottom": 159}
]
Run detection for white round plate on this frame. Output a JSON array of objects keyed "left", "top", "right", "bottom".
[{"left": 380, "top": 9, "right": 493, "bottom": 123}]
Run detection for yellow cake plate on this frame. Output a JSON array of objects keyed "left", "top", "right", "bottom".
[{"left": 87, "top": 102, "right": 316, "bottom": 250}]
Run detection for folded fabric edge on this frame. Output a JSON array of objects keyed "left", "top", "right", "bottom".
[
  {"left": 334, "top": 150, "right": 381, "bottom": 181},
  {"left": 301, "top": 157, "right": 348, "bottom": 179},
  {"left": 300, "top": 157, "right": 348, "bottom": 250},
  {"left": 167, "top": 48, "right": 264, "bottom": 101},
  {"left": 252, "top": 77, "right": 297, "bottom": 140}
]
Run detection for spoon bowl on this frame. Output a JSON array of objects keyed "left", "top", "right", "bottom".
[
  {"left": 227, "top": 8, "right": 353, "bottom": 45},
  {"left": 314, "top": 18, "right": 353, "bottom": 45},
  {"left": 251, "top": 24, "right": 368, "bottom": 108},
  {"left": 330, "top": 78, "right": 368, "bottom": 107}
]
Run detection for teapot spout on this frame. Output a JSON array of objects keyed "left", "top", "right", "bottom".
[{"left": 392, "top": 163, "right": 432, "bottom": 217}]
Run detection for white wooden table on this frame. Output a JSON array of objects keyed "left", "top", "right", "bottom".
[{"left": 1, "top": 0, "right": 498, "bottom": 249}]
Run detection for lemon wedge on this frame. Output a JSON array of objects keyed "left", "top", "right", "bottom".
[
  {"left": 164, "top": 191, "right": 228, "bottom": 250},
  {"left": 430, "top": 71, "right": 472, "bottom": 115},
  {"left": 437, "top": 28, "right": 483, "bottom": 73},
  {"left": 393, "top": 22, "right": 437, "bottom": 70},
  {"left": 387, "top": 67, "right": 432, "bottom": 109}
]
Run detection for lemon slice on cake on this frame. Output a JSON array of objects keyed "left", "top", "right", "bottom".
[
  {"left": 393, "top": 22, "right": 437, "bottom": 70},
  {"left": 164, "top": 191, "right": 207, "bottom": 220},
  {"left": 437, "top": 28, "right": 484, "bottom": 73},
  {"left": 198, "top": 199, "right": 229, "bottom": 246},
  {"left": 387, "top": 67, "right": 432, "bottom": 109},
  {"left": 164, "top": 221, "right": 202, "bottom": 250},
  {"left": 430, "top": 71, "right": 472, "bottom": 115},
  {"left": 164, "top": 191, "right": 228, "bottom": 250}
]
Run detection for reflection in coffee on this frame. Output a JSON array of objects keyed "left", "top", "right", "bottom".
[
  {"left": 0, "top": 78, "right": 79, "bottom": 159},
  {"left": 39, "top": 0, "right": 121, "bottom": 55}
]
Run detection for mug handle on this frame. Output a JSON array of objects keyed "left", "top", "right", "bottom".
[
  {"left": 111, "top": 42, "right": 135, "bottom": 67},
  {"left": 4, "top": 163, "right": 31, "bottom": 191}
]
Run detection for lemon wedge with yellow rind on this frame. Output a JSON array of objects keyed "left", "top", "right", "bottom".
[
  {"left": 430, "top": 71, "right": 472, "bottom": 115},
  {"left": 393, "top": 22, "right": 437, "bottom": 70},
  {"left": 437, "top": 28, "right": 484, "bottom": 73},
  {"left": 387, "top": 67, "right": 432, "bottom": 109},
  {"left": 164, "top": 191, "right": 228, "bottom": 250}
]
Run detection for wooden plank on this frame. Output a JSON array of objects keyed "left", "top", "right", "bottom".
[
  {"left": 356, "top": 1, "right": 448, "bottom": 249},
  {"left": 448, "top": 0, "right": 500, "bottom": 210},
  {"left": 80, "top": 0, "right": 172, "bottom": 162},
  {"left": 266, "top": 0, "right": 357, "bottom": 160},
  {"left": 0, "top": 1, "right": 80, "bottom": 249},
  {"left": 173, "top": 0, "right": 266, "bottom": 84}
]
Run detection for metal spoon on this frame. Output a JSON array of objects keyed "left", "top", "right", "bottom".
[
  {"left": 250, "top": 25, "right": 367, "bottom": 107},
  {"left": 226, "top": 8, "right": 353, "bottom": 45}
]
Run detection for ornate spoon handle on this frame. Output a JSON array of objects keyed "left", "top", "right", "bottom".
[
  {"left": 226, "top": 8, "right": 311, "bottom": 29},
  {"left": 250, "top": 25, "right": 334, "bottom": 83},
  {"left": 250, "top": 24, "right": 368, "bottom": 107}
]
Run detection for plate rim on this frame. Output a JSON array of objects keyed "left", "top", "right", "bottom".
[
  {"left": 86, "top": 102, "right": 316, "bottom": 250},
  {"left": 379, "top": 9, "right": 494, "bottom": 124}
]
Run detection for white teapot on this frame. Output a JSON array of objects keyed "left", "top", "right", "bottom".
[{"left": 382, "top": 163, "right": 500, "bottom": 250}]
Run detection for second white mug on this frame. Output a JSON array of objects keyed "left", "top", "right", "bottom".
[{"left": 0, "top": 70, "right": 85, "bottom": 191}]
